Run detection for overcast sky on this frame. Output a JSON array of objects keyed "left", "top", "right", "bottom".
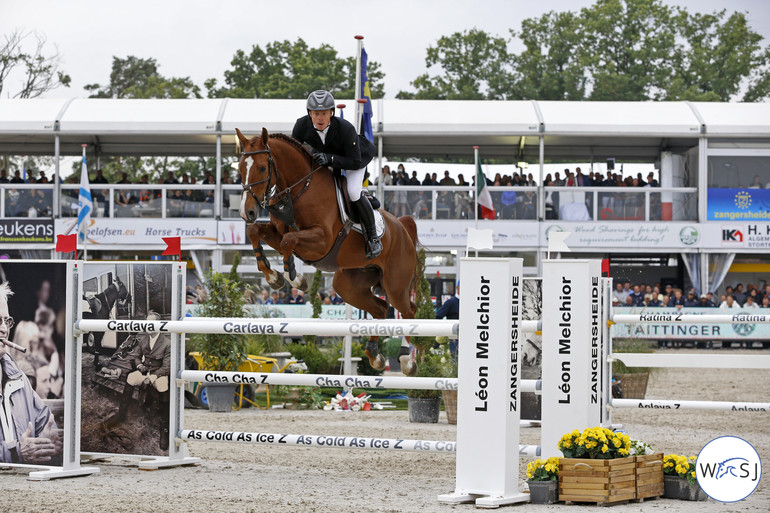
[{"left": 2, "top": 0, "right": 769, "bottom": 100}]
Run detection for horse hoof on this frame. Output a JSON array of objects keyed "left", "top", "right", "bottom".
[
  {"left": 364, "top": 350, "right": 387, "bottom": 371},
  {"left": 267, "top": 273, "right": 286, "bottom": 290},
  {"left": 400, "top": 356, "right": 417, "bottom": 377}
]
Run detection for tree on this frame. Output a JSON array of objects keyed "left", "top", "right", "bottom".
[
  {"left": 0, "top": 29, "right": 71, "bottom": 98},
  {"left": 84, "top": 56, "right": 201, "bottom": 99},
  {"left": 398, "top": 28, "right": 512, "bottom": 100},
  {"left": 510, "top": 11, "right": 587, "bottom": 100},
  {"left": 206, "top": 38, "right": 384, "bottom": 99},
  {"left": 666, "top": 9, "right": 770, "bottom": 102}
]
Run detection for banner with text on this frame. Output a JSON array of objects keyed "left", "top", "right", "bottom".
[
  {"left": 55, "top": 218, "right": 217, "bottom": 245},
  {"left": 613, "top": 306, "right": 770, "bottom": 340},
  {"left": 707, "top": 188, "right": 770, "bottom": 221},
  {"left": 416, "top": 220, "right": 539, "bottom": 248},
  {"left": 0, "top": 218, "right": 54, "bottom": 243}
]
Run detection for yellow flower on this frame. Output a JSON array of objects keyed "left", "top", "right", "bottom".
[{"left": 601, "top": 444, "right": 608, "bottom": 453}]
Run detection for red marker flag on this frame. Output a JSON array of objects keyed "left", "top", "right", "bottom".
[
  {"left": 56, "top": 234, "right": 77, "bottom": 253},
  {"left": 162, "top": 237, "right": 181, "bottom": 257},
  {"left": 601, "top": 258, "right": 610, "bottom": 277}
]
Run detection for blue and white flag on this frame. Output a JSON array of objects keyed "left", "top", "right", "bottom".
[
  {"left": 77, "top": 147, "right": 92, "bottom": 243},
  {"left": 360, "top": 47, "right": 374, "bottom": 143}
]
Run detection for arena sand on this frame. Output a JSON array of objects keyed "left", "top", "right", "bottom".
[{"left": 3, "top": 348, "right": 768, "bottom": 512}]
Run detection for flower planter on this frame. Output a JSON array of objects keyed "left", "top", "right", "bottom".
[
  {"left": 635, "top": 453, "right": 664, "bottom": 500},
  {"left": 614, "top": 373, "right": 649, "bottom": 399},
  {"left": 558, "top": 457, "right": 636, "bottom": 504},
  {"left": 663, "top": 475, "right": 708, "bottom": 501},
  {"left": 407, "top": 397, "right": 440, "bottom": 423},
  {"left": 203, "top": 383, "right": 237, "bottom": 412},
  {"left": 528, "top": 480, "right": 558, "bottom": 504},
  {"left": 441, "top": 390, "right": 457, "bottom": 425}
]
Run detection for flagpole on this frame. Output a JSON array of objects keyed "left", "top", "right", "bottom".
[
  {"left": 354, "top": 35, "right": 364, "bottom": 134},
  {"left": 473, "top": 146, "right": 479, "bottom": 257},
  {"left": 81, "top": 144, "right": 89, "bottom": 261}
]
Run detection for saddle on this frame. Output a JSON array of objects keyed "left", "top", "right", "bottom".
[{"left": 295, "top": 173, "right": 385, "bottom": 272}]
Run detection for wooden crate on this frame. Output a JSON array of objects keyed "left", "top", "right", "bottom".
[
  {"left": 559, "top": 457, "right": 636, "bottom": 504},
  {"left": 635, "top": 453, "right": 664, "bottom": 500}
]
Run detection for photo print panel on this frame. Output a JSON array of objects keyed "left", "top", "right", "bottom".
[
  {"left": 80, "top": 262, "right": 175, "bottom": 457},
  {"left": 0, "top": 260, "right": 69, "bottom": 470}
]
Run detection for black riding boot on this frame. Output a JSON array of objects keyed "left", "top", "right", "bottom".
[{"left": 351, "top": 195, "right": 382, "bottom": 260}]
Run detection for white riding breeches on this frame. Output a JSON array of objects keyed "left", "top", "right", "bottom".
[{"left": 346, "top": 168, "right": 366, "bottom": 199}]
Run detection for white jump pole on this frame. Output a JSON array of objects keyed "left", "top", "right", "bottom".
[
  {"left": 612, "top": 398, "right": 770, "bottom": 412},
  {"left": 439, "top": 258, "right": 528, "bottom": 507},
  {"left": 612, "top": 313, "right": 770, "bottom": 324},
  {"left": 181, "top": 370, "right": 542, "bottom": 394},
  {"left": 178, "top": 430, "right": 542, "bottom": 457}
]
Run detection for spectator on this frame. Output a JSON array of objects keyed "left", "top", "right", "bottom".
[
  {"left": 0, "top": 169, "right": 9, "bottom": 183},
  {"left": 92, "top": 169, "right": 108, "bottom": 184},
  {"left": 698, "top": 294, "right": 715, "bottom": 307},
  {"left": 163, "top": 171, "right": 178, "bottom": 185},
  {"left": 762, "top": 297, "right": 770, "bottom": 309},
  {"left": 648, "top": 294, "right": 663, "bottom": 307},
  {"left": 732, "top": 283, "right": 746, "bottom": 306},
  {"left": 683, "top": 291, "right": 699, "bottom": 307},
  {"left": 628, "top": 285, "right": 644, "bottom": 306},
  {"left": 327, "top": 288, "right": 344, "bottom": 305},
  {"left": 612, "top": 283, "right": 628, "bottom": 304},
  {"left": 748, "top": 175, "right": 763, "bottom": 189},
  {"left": 10, "top": 170, "right": 24, "bottom": 183},
  {"left": 117, "top": 172, "right": 131, "bottom": 184},
  {"left": 288, "top": 288, "right": 305, "bottom": 304},
  {"left": 744, "top": 296, "right": 759, "bottom": 309},
  {"left": 667, "top": 289, "right": 686, "bottom": 308},
  {"left": 439, "top": 170, "right": 456, "bottom": 186},
  {"left": 719, "top": 294, "right": 740, "bottom": 309}
]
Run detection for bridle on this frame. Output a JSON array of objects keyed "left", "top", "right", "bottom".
[
  {"left": 240, "top": 145, "right": 276, "bottom": 210},
  {"left": 240, "top": 141, "right": 325, "bottom": 227}
]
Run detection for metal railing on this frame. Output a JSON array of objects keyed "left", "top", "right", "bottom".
[{"left": 0, "top": 182, "right": 698, "bottom": 222}]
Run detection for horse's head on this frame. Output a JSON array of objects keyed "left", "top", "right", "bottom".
[
  {"left": 236, "top": 127, "right": 273, "bottom": 224},
  {"left": 115, "top": 277, "right": 129, "bottom": 300}
]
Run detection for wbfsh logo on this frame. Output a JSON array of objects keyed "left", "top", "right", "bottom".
[{"left": 697, "top": 436, "right": 761, "bottom": 502}]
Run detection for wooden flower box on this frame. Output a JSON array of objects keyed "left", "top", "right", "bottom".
[
  {"left": 634, "top": 453, "right": 664, "bottom": 500},
  {"left": 558, "top": 457, "right": 637, "bottom": 504}
]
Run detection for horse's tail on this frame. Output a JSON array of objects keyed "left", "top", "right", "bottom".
[{"left": 398, "top": 215, "right": 421, "bottom": 297}]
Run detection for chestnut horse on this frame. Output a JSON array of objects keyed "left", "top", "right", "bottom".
[{"left": 236, "top": 128, "right": 418, "bottom": 374}]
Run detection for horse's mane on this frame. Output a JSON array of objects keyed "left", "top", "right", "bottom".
[{"left": 269, "top": 133, "right": 313, "bottom": 163}]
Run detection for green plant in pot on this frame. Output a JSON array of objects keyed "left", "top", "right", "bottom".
[
  {"left": 406, "top": 249, "right": 456, "bottom": 422},
  {"left": 189, "top": 253, "right": 250, "bottom": 411},
  {"left": 612, "top": 338, "right": 656, "bottom": 399}
]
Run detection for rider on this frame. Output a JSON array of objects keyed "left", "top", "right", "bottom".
[{"left": 292, "top": 90, "right": 382, "bottom": 260}]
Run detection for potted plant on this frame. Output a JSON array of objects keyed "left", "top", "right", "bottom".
[
  {"left": 662, "top": 454, "right": 708, "bottom": 501},
  {"left": 612, "top": 339, "right": 656, "bottom": 399},
  {"left": 189, "top": 253, "right": 250, "bottom": 412},
  {"left": 406, "top": 249, "right": 448, "bottom": 423},
  {"left": 557, "top": 427, "right": 637, "bottom": 504},
  {"left": 526, "top": 456, "right": 559, "bottom": 504}
]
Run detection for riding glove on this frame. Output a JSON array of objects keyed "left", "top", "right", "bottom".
[{"left": 313, "top": 152, "right": 333, "bottom": 166}]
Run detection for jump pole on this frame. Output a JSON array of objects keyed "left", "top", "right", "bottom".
[{"left": 439, "top": 257, "right": 528, "bottom": 507}]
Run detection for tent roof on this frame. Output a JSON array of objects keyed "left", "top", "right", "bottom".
[{"left": 0, "top": 98, "right": 766, "bottom": 160}]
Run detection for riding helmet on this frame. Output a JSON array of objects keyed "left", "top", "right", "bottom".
[{"left": 306, "top": 90, "right": 335, "bottom": 113}]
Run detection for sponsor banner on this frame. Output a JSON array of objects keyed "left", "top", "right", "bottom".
[
  {"left": 543, "top": 222, "right": 704, "bottom": 249},
  {"left": 0, "top": 218, "right": 54, "bottom": 243},
  {"left": 416, "top": 220, "right": 539, "bottom": 248},
  {"left": 718, "top": 223, "right": 770, "bottom": 249},
  {"left": 707, "top": 188, "right": 770, "bottom": 221},
  {"left": 217, "top": 220, "right": 247, "bottom": 245},
  {"left": 55, "top": 218, "right": 217, "bottom": 245},
  {"left": 613, "top": 306, "right": 770, "bottom": 339}
]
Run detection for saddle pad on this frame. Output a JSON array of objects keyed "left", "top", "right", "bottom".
[{"left": 334, "top": 182, "right": 385, "bottom": 239}]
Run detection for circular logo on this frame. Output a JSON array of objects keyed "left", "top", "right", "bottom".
[
  {"left": 696, "top": 436, "right": 762, "bottom": 502},
  {"left": 733, "top": 323, "right": 756, "bottom": 337},
  {"left": 679, "top": 226, "right": 699, "bottom": 246},
  {"left": 734, "top": 191, "right": 752, "bottom": 210}
]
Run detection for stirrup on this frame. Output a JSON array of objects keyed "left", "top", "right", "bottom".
[{"left": 365, "top": 236, "right": 382, "bottom": 260}]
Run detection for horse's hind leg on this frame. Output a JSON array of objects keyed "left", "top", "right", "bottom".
[{"left": 333, "top": 268, "right": 389, "bottom": 371}]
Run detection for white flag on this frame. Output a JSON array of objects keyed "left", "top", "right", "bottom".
[
  {"left": 77, "top": 149, "right": 93, "bottom": 242},
  {"left": 547, "top": 231, "right": 572, "bottom": 253},
  {"left": 466, "top": 227, "right": 494, "bottom": 251}
]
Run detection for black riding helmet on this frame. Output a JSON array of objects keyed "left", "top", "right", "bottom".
[{"left": 306, "top": 90, "right": 335, "bottom": 115}]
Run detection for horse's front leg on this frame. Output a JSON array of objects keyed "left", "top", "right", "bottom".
[
  {"left": 247, "top": 224, "right": 285, "bottom": 290},
  {"left": 278, "top": 226, "right": 326, "bottom": 292}
]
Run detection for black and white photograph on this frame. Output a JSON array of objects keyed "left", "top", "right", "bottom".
[
  {"left": 0, "top": 261, "right": 67, "bottom": 468},
  {"left": 80, "top": 262, "right": 174, "bottom": 457}
]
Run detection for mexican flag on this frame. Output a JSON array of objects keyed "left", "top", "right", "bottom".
[{"left": 476, "top": 157, "right": 495, "bottom": 220}]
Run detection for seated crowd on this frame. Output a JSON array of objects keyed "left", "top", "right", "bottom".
[{"left": 612, "top": 281, "right": 770, "bottom": 309}]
